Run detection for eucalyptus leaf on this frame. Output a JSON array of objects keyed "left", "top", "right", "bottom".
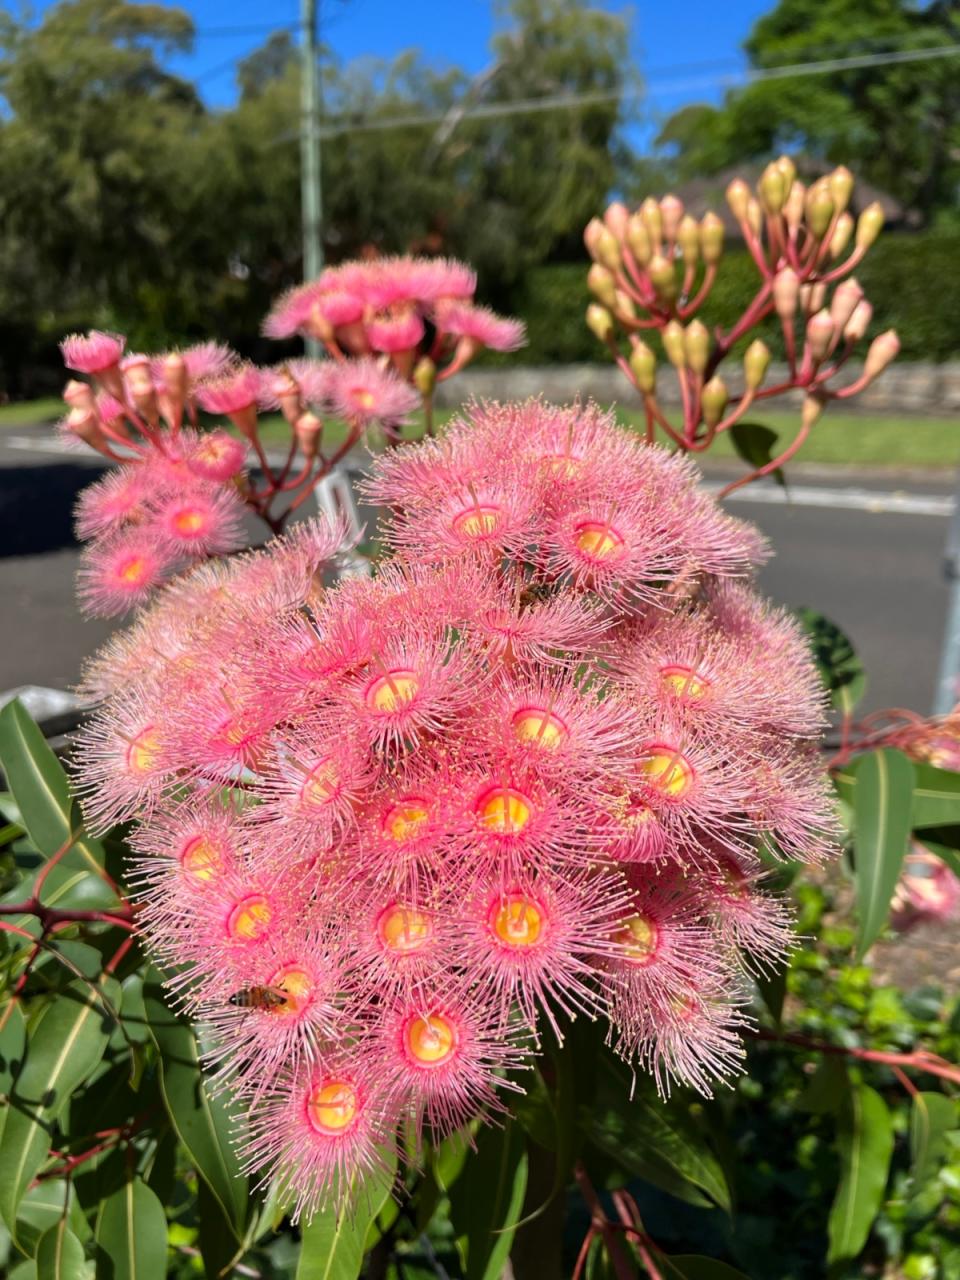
[
  {"left": 910, "top": 1091, "right": 958, "bottom": 1188},
  {"left": 851, "top": 748, "right": 914, "bottom": 958},
  {"left": 36, "top": 1221, "right": 90, "bottom": 1280},
  {"left": 95, "top": 1177, "right": 168, "bottom": 1280},
  {"left": 449, "top": 1119, "right": 529, "bottom": 1280},
  {"left": 296, "top": 1148, "right": 398, "bottom": 1280},
  {"left": 827, "top": 1083, "right": 894, "bottom": 1265}
]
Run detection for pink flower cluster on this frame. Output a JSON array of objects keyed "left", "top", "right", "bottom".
[
  {"left": 264, "top": 256, "right": 526, "bottom": 382},
  {"left": 74, "top": 400, "right": 835, "bottom": 1220}
]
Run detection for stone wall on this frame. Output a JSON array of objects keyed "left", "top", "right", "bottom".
[{"left": 433, "top": 362, "right": 960, "bottom": 416}]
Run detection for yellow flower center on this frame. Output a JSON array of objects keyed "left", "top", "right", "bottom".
[
  {"left": 366, "top": 669, "right": 419, "bottom": 713},
  {"left": 307, "top": 1080, "right": 358, "bottom": 1134},
  {"left": 476, "top": 786, "right": 532, "bottom": 835},
  {"left": 300, "top": 759, "right": 339, "bottom": 808},
  {"left": 377, "top": 905, "right": 433, "bottom": 954},
  {"left": 452, "top": 505, "right": 502, "bottom": 539},
  {"left": 118, "top": 555, "right": 150, "bottom": 586},
  {"left": 268, "top": 964, "right": 313, "bottom": 1015},
  {"left": 173, "top": 508, "right": 207, "bottom": 536},
  {"left": 490, "top": 895, "right": 545, "bottom": 948},
  {"left": 351, "top": 388, "right": 377, "bottom": 410},
  {"left": 659, "top": 664, "right": 711, "bottom": 700},
  {"left": 406, "top": 1014, "right": 457, "bottom": 1066},
  {"left": 226, "top": 894, "right": 273, "bottom": 941},
  {"left": 575, "top": 520, "right": 625, "bottom": 561},
  {"left": 179, "top": 834, "right": 223, "bottom": 884},
  {"left": 126, "top": 727, "right": 160, "bottom": 775},
  {"left": 615, "top": 913, "right": 659, "bottom": 965},
  {"left": 639, "top": 746, "right": 694, "bottom": 798},
  {"left": 511, "top": 706, "right": 567, "bottom": 749},
  {"left": 383, "top": 797, "right": 430, "bottom": 841}
]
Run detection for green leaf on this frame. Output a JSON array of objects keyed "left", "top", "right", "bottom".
[
  {"left": 449, "top": 1119, "right": 529, "bottom": 1280},
  {"left": 827, "top": 1083, "right": 894, "bottom": 1266},
  {"left": 36, "top": 1221, "right": 90, "bottom": 1280},
  {"left": 583, "top": 1058, "right": 730, "bottom": 1212},
  {"left": 729, "top": 423, "right": 785, "bottom": 488},
  {"left": 296, "top": 1148, "right": 397, "bottom": 1280},
  {"left": 12, "top": 1183, "right": 86, "bottom": 1258},
  {"left": 142, "top": 974, "right": 248, "bottom": 1238},
  {"left": 0, "top": 997, "right": 27, "bottom": 1102},
  {"left": 794, "top": 609, "right": 866, "bottom": 713},
  {"left": 851, "top": 748, "right": 914, "bottom": 958},
  {"left": 910, "top": 1091, "right": 958, "bottom": 1188},
  {"left": 0, "top": 700, "right": 104, "bottom": 872},
  {"left": 95, "top": 1177, "right": 167, "bottom": 1280},
  {"left": 659, "top": 1257, "right": 751, "bottom": 1280},
  {"left": 911, "top": 763, "right": 960, "bottom": 829},
  {"left": 0, "top": 979, "right": 114, "bottom": 1240}
]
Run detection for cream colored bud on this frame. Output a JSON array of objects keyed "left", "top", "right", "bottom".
[
  {"left": 626, "top": 214, "right": 652, "bottom": 266},
  {"left": 662, "top": 320, "right": 686, "bottom": 368},
  {"left": 701, "top": 376, "right": 729, "bottom": 429},
  {"left": 584, "top": 217, "right": 605, "bottom": 260},
  {"left": 743, "top": 339, "right": 772, "bottom": 391},
  {"left": 772, "top": 267, "right": 800, "bottom": 320},
  {"left": 802, "top": 395, "right": 825, "bottom": 431},
  {"left": 800, "top": 282, "right": 827, "bottom": 315},
  {"left": 614, "top": 291, "right": 637, "bottom": 322},
  {"left": 648, "top": 254, "right": 677, "bottom": 301},
  {"left": 595, "top": 227, "right": 622, "bottom": 272},
  {"left": 806, "top": 310, "right": 836, "bottom": 363},
  {"left": 587, "top": 264, "right": 618, "bottom": 308},
  {"left": 829, "top": 166, "right": 854, "bottom": 214},
  {"left": 759, "top": 162, "right": 787, "bottom": 214},
  {"left": 726, "top": 177, "right": 751, "bottom": 222},
  {"left": 294, "top": 410, "right": 323, "bottom": 460},
  {"left": 586, "top": 305, "right": 615, "bottom": 344},
  {"left": 63, "top": 379, "right": 95, "bottom": 411},
  {"left": 604, "top": 201, "right": 630, "bottom": 241},
  {"left": 775, "top": 154, "right": 797, "bottom": 190},
  {"left": 160, "top": 353, "right": 187, "bottom": 403},
  {"left": 629, "top": 341, "right": 657, "bottom": 394},
  {"left": 640, "top": 196, "right": 663, "bottom": 245},
  {"left": 863, "top": 329, "right": 900, "bottom": 381},
  {"left": 684, "top": 320, "right": 710, "bottom": 375},
  {"left": 828, "top": 212, "right": 854, "bottom": 260},
  {"left": 660, "top": 194, "right": 684, "bottom": 241},
  {"left": 271, "top": 370, "right": 302, "bottom": 426},
  {"left": 65, "top": 406, "right": 104, "bottom": 445},
  {"left": 124, "top": 363, "right": 158, "bottom": 420},
  {"left": 843, "top": 299, "right": 873, "bottom": 343},
  {"left": 856, "top": 202, "right": 884, "bottom": 251},
  {"left": 830, "top": 278, "right": 864, "bottom": 333},
  {"left": 677, "top": 215, "right": 700, "bottom": 266},
  {"left": 746, "top": 198, "right": 763, "bottom": 237},
  {"left": 413, "top": 357, "right": 437, "bottom": 397},
  {"left": 699, "top": 212, "right": 725, "bottom": 265},
  {"left": 784, "top": 181, "right": 806, "bottom": 231},
  {"left": 805, "top": 180, "right": 835, "bottom": 238}
]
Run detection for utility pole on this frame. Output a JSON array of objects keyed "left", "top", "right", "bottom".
[{"left": 300, "top": 0, "right": 323, "bottom": 355}]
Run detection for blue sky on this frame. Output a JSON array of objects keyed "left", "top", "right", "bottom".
[{"left": 143, "top": 0, "right": 773, "bottom": 145}]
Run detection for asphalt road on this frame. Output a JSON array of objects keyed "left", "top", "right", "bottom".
[{"left": 0, "top": 442, "right": 953, "bottom": 716}]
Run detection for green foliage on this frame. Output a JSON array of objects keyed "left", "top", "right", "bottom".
[{"left": 849, "top": 748, "right": 914, "bottom": 958}]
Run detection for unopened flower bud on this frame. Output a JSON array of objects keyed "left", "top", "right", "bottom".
[
  {"left": 699, "top": 212, "right": 724, "bottom": 265},
  {"left": 640, "top": 196, "right": 662, "bottom": 246},
  {"left": 759, "top": 162, "right": 787, "bottom": 214},
  {"left": 701, "top": 376, "right": 729, "bottom": 428},
  {"left": 124, "top": 362, "right": 158, "bottom": 422},
  {"left": 677, "top": 215, "right": 700, "bottom": 266},
  {"left": 684, "top": 320, "right": 710, "bottom": 375},
  {"left": 775, "top": 154, "right": 797, "bottom": 190},
  {"left": 413, "top": 357, "right": 436, "bottom": 397},
  {"left": 587, "top": 264, "right": 618, "bottom": 308},
  {"left": 594, "top": 227, "right": 622, "bottom": 272},
  {"left": 784, "top": 181, "right": 806, "bottom": 231},
  {"left": 63, "top": 379, "right": 95, "bottom": 412},
  {"left": 64, "top": 406, "right": 105, "bottom": 448},
  {"left": 629, "top": 341, "right": 657, "bottom": 394},
  {"left": 583, "top": 217, "right": 605, "bottom": 261},
  {"left": 161, "top": 353, "right": 187, "bottom": 402},
  {"left": 800, "top": 282, "right": 827, "bottom": 315},
  {"left": 802, "top": 395, "right": 825, "bottom": 431},
  {"left": 662, "top": 321, "right": 686, "bottom": 368},
  {"left": 773, "top": 267, "right": 800, "bottom": 320},
  {"left": 660, "top": 194, "right": 684, "bottom": 241},
  {"left": 830, "top": 278, "right": 864, "bottom": 332},
  {"left": 855, "top": 202, "right": 884, "bottom": 251},
  {"left": 828, "top": 212, "right": 854, "bottom": 260},
  {"left": 726, "top": 178, "right": 751, "bottom": 222},
  {"left": 829, "top": 166, "right": 854, "bottom": 213},
  {"left": 806, "top": 310, "right": 836, "bottom": 363},
  {"left": 843, "top": 299, "right": 873, "bottom": 343},
  {"left": 648, "top": 254, "right": 677, "bottom": 302},
  {"left": 746, "top": 198, "right": 762, "bottom": 237},
  {"left": 805, "top": 181, "right": 835, "bottom": 238},
  {"left": 614, "top": 290, "right": 637, "bottom": 322},
  {"left": 294, "top": 410, "right": 323, "bottom": 460},
  {"left": 271, "top": 369, "right": 302, "bottom": 426},
  {"left": 863, "top": 330, "right": 900, "bottom": 382},
  {"left": 603, "top": 201, "right": 630, "bottom": 241},
  {"left": 586, "top": 305, "right": 615, "bottom": 344},
  {"left": 626, "top": 214, "right": 652, "bottom": 266},
  {"left": 744, "top": 339, "right": 771, "bottom": 391}
]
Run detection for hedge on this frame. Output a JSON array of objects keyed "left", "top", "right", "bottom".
[{"left": 507, "top": 232, "right": 960, "bottom": 365}]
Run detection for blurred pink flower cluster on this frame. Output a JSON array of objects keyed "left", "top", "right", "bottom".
[{"left": 73, "top": 399, "right": 835, "bottom": 1220}]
